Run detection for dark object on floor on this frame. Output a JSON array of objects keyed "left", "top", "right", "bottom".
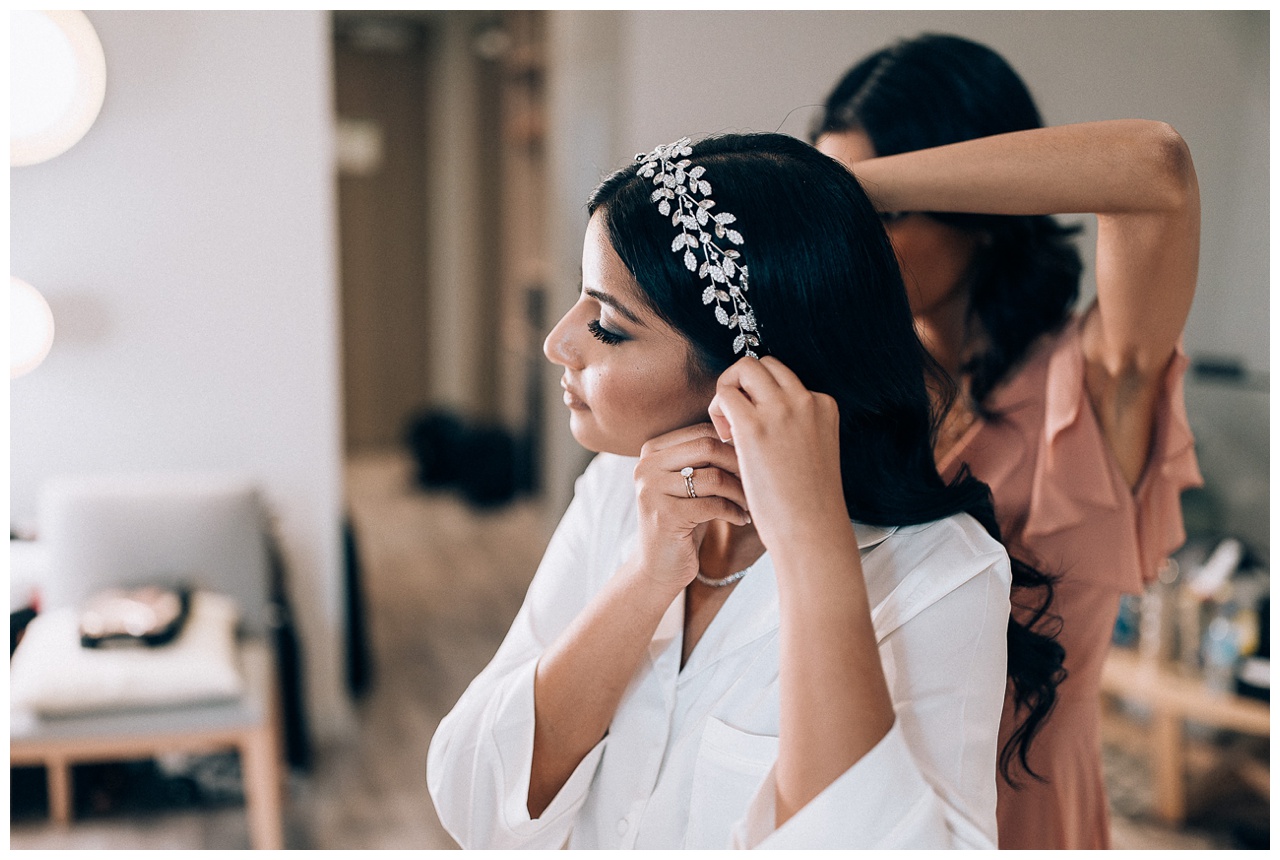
[
  {"left": 406, "top": 290, "right": 545, "bottom": 508},
  {"left": 456, "top": 424, "right": 520, "bottom": 508},
  {"left": 403, "top": 408, "right": 532, "bottom": 509},
  {"left": 405, "top": 410, "right": 467, "bottom": 488},
  {"left": 343, "top": 516, "right": 372, "bottom": 698},
  {"left": 266, "top": 530, "right": 312, "bottom": 771},
  {"left": 10, "top": 756, "right": 244, "bottom": 821}
]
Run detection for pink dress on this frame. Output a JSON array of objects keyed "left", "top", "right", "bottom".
[{"left": 937, "top": 312, "right": 1203, "bottom": 849}]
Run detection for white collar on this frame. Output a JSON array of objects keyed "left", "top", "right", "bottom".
[{"left": 852, "top": 521, "right": 898, "bottom": 550}]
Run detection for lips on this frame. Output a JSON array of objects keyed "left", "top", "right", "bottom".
[{"left": 560, "top": 377, "right": 588, "bottom": 410}]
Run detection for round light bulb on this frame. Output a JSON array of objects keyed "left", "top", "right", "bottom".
[
  {"left": 10, "top": 10, "right": 107, "bottom": 167},
  {"left": 11, "top": 276, "right": 56, "bottom": 378}
]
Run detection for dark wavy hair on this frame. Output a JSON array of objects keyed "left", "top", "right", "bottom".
[
  {"left": 588, "top": 132, "right": 1064, "bottom": 784},
  {"left": 814, "top": 32, "right": 1084, "bottom": 415}
]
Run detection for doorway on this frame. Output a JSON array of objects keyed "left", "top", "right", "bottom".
[
  {"left": 333, "top": 14, "right": 430, "bottom": 452},
  {"left": 333, "top": 11, "right": 548, "bottom": 459}
]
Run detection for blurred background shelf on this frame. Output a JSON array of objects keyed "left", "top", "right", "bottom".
[{"left": 1101, "top": 646, "right": 1269, "bottom": 826}]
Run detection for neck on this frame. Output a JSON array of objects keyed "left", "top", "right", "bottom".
[
  {"left": 912, "top": 290, "right": 971, "bottom": 382},
  {"left": 698, "top": 519, "right": 764, "bottom": 580}
]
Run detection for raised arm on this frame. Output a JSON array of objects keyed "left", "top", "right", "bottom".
[
  {"left": 824, "top": 120, "right": 1201, "bottom": 483},
  {"left": 710, "top": 357, "right": 895, "bottom": 826},
  {"left": 709, "top": 356, "right": 1007, "bottom": 847}
]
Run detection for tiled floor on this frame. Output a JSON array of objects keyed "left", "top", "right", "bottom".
[{"left": 10, "top": 449, "right": 1266, "bottom": 849}]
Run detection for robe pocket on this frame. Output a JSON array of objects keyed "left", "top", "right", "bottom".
[{"left": 683, "top": 716, "right": 779, "bottom": 849}]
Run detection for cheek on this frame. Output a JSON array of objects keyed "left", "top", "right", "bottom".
[
  {"left": 592, "top": 365, "right": 708, "bottom": 438},
  {"left": 586, "top": 365, "right": 649, "bottom": 419},
  {"left": 887, "top": 225, "right": 973, "bottom": 302},
  {"left": 886, "top": 225, "right": 931, "bottom": 273}
]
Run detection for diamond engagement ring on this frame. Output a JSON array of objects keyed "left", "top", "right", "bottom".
[{"left": 680, "top": 466, "right": 696, "bottom": 499}]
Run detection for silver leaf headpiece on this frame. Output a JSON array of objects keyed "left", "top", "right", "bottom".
[{"left": 635, "top": 137, "right": 761, "bottom": 358}]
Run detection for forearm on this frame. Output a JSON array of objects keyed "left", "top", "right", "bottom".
[
  {"left": 850, "top": 120, "right": 1196, "bottom": 217},
  {"left": 772, "top": 523, "right": 895, "bottom": 827},
  {"left": 528, "top": 561, "right": 682, "bottom": 817}
]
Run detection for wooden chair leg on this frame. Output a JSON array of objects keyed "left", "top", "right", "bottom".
[
  {"left": 46, "top": 758, "right": 73, "bottom": 825},
  {"left": 1152, "top": 708, "right": 1186, "bottom": 825},
  {"left": 240, "top": 729, "right": 285, "bottom": 850}
]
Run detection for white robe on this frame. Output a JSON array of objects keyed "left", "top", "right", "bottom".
[{"left": 427, "top": 453, "right": 1010, "bottom": 849}]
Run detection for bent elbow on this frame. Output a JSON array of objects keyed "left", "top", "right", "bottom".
[{"left": 1144, "top": 122, "right": 1198, "bottom": 211}]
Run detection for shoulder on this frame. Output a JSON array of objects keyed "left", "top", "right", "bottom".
[
  {"left": 566, "top": 453, "right": 640, "bottom": 522},
  {"left": 867, "top": 514, "right": 1011, "bottom": 641},
  {"left": 578, "top": 450, "right": 640, "bottom": 496},
  {"left": 893, "top": 514, "right": 1010, "bottom": 582},
  {"left": 540, "top": 453, "right": 641, "bottom": 583}
]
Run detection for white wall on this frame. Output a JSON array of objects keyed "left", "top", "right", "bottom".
[{"left": 10, "top": 11, "right": 353, "bottom": 740}]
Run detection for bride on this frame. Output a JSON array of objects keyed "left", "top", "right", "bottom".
[{"left": 426, "top": 132, "right": 1062, "bottom": 848}]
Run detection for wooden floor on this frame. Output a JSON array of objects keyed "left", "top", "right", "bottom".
[{"left": 9, "top": 449, "right": 1251, "bottom": 849}]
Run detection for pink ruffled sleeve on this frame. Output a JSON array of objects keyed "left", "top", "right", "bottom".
[{"left": 1022, "top": 320, "right": 1203, "bottom": 594}]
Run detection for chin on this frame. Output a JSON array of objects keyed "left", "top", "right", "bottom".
[
  {"left": 567, "top": 416, "right": 643, "bottom": 458},
  {"left": 567, "top": 414, "right": 605, "bottom": 454}
]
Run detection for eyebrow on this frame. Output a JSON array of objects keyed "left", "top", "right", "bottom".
[{"left": 584, "top": 287, "right": 645, "bottom": 327}]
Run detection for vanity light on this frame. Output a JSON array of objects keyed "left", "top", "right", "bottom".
[
  {"left": 10, "top": 10, "right": 107, "bottom": 167},
  {"left": 11, "top": 277, "right": 56, "bottom": 379}
]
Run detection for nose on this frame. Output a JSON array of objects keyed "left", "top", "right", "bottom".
[{"left": 543, "top": 305, "right": 582, "bottom": 370}]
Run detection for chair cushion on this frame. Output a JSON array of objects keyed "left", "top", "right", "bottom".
[{"left": 10, "top": 591, "right": 243, "bottom": 717}]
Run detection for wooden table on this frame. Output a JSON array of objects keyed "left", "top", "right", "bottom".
[{"left": 1100, "top": 647, "right": 1270, "bottom": 824}]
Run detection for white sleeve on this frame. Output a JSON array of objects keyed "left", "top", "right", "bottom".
[
  {"left": 733, "top": 557, "right": 1009, "bottom": 849},
  {"left": 426, "top": 456, "right": 620, "bottom": 849}
]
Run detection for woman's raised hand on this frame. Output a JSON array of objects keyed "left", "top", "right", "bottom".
[
  {"left": 707, "top": 356, "right": 849, "bottom": 555},
  {"left": 631, "top": 423, "right": 751, "bottom": 590}
]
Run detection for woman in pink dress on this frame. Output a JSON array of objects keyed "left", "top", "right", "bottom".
[{"left": 814, "top": 34, "right": 1203, "bottom": 849}]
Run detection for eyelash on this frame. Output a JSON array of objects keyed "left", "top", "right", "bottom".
[{"left": 587, "top": 319, "right": 625, "bottom": 346}]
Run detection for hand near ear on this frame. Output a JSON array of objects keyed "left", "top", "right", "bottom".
[{"left": 708, "top": 356, "right": 849, "bottom": 556}]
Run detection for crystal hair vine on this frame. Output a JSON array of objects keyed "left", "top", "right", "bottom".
[{"left": 635, "top": 137, "right": 761, "bottom": 359}]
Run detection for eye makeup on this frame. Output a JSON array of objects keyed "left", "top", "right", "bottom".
[{"left": 587, "top": 318, "right": 626, "bottom": 345}]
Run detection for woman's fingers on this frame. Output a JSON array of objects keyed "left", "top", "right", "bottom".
[
  {"left": 707, "top": 381, "right": 753, "bottom": 447},
  {"left": 710, "top": 356, "right": 807, "bottom": 443},
  {"left": 718, "top": 355, "right": 785, "bottom": 403},
  {"left": 711, "top": 355, "right": 836, "bottom": 443},
  {"left": 718, "top": 354, "right": 808, "bottom": 398},
  {"left": 642, "top": 428, "right": 741, "bottom": 476},
  {"left": 635, "top": 426, "right": 750, "bottom": 524},
  {"left": 756, "top": 355, "right": 814, "bottom": 396},
  {"left": 637, "top": 444, "right": 748, "bottom": 512},
  {"left": 706, "top": 355, "right": 847, "bottom": 551},
  {"left": 639, "top": 421, "right": 723, "bottom": 457},
  {"left": 670, "top": 466, "right": 750, "bottom": 514},
  {"left": 680, "top": 494, "right": 752, "bottom": 528}
]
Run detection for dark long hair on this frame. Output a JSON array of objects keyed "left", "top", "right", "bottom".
[
  {"left": 588, "top": 132, "right": 1064, "bottom": 784},
  {"left": 814, "top": 32, "right": 1083, "bottom": 413}
]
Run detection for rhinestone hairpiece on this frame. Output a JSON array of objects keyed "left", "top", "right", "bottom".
[{"left": 635, "top": 137, "right": 761, "bottom": 358}]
